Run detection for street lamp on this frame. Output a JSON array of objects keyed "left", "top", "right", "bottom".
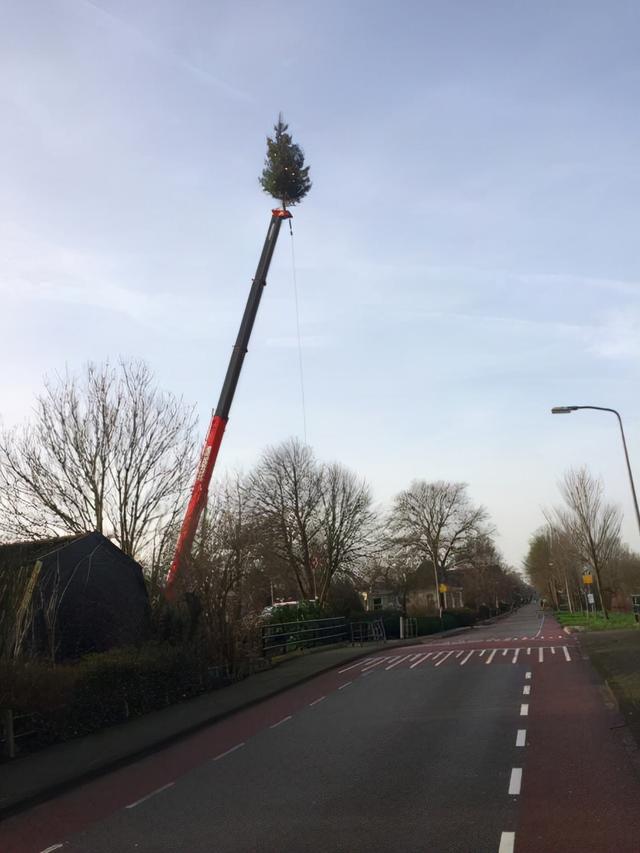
[{"left": 550, "top": 405, "right": 640, "bottom": 537}]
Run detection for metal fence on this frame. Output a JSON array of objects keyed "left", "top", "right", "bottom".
[{"left": 261, "top": 617, "right": 348, "bottom": 657}]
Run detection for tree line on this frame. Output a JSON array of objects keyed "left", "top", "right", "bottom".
[{"left": 1, "top": 361, "right": 527, "bottom": 662}]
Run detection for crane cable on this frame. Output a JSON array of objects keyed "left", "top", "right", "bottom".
[{"left": 288, "top": 218, "right": 308, "bottom": 444}]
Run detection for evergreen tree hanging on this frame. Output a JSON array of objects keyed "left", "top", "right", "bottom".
[{"left": 259, "top": 113, "right": 311, "bottom": 209}]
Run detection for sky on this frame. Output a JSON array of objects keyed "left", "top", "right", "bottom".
[{"left": 2, "top": 0, "right": 640, "bottom": 569}]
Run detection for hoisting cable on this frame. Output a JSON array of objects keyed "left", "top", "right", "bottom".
[{"left": 288, "top": 218, "right": 308, "bottom": 444}]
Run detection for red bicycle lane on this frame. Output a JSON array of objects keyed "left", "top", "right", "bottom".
[{"left": 515, "top": 621, "right": 640, "bottom": 853}]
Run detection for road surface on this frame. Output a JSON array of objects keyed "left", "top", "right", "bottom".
[{"left": 3, "top": 603, "right": 640, "bottom": 852}]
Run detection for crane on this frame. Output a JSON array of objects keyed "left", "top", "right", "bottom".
[{"left": 164, "top": 207, "right": 292, "bottom": 598}]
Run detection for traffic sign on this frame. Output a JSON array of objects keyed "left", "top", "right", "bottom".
[
  {"left": 583, "top": 574, "right": 593, "bottom": 585},
  {"left": 587, "top": 593, "right": 595, "bottom": 605},
  {"left": 438, "top": 583, "right": 448, "bottom": 593}
]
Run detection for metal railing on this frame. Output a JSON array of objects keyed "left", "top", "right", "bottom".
[
  {"left": 350, "top": 617, "right": 387, "bottom": 645},
  {"left": 261, "top": 617, "right": 348, "bottom": 657}
]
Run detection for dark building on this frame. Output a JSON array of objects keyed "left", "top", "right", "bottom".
[{"left": 0, "top": 531, "right": 151, "bottom": 661}]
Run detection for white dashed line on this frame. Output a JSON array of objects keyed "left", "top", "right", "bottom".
[
  {"left": 213, "top": 743, "right": 245, "bottom": 761},
  {"left": 527, "top": 647, "right": 531, "bottom": 655},
  {"left": 502, "top": 649, "right": 509, "bottom": 656},
  {"left": 563, "top": 646, "right": 572, "bottom": 662},
  {"left": 516, "top": 729, "right": 526, "bottom": 747},
  {"left": 410, "top": 652, "right": 432, "bottom": 669},
  {"left": 338, "top": 681, "right": 352, "bottom": 690},
  {"left": 508, "top": 767, "right": 522, "bottom": 795},
  {"left": 499, "top": 831, "right": 516, "bottom": 853},
  {"left": 486, "top": 649, "right": 497, "bottom": 665},
  {"left": 40, "top": 846, "right": 64, "bottom": 853},
  {"left": 126, "top": 782, "right": 175, "bottom": 809},
  {"left": 434, "top": 651, "right": 454, "bottom": 667},
  {"left": 460, "top": 650, "right": 475, "bottom": 665},
  {"left": 525, "top": 671, "right": 531, "bottom": 680},
  {"left": 479, "top": 649, "right": 487, "bottom": 657},
  {"left": 538, "top": 647, "right": 544, "bottom": 663},
  {"left": 270, "top": 715, "right": 293, "bottom": 728},
  {"left": 523, "top": 685, "right": 531, "bottom": 695},
  {"left": 309, "top": 696, "right": 326, "bottom": 707},
  {"left": 520, "top": 704, "right": 529, "bottom": 716},
  {"left": 512, "top": 649, "right": 520, "bottom": 664}
]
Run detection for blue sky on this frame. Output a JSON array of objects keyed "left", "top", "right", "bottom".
[{"left": 2, "top": 0, "right": 640, "bottom": 567}]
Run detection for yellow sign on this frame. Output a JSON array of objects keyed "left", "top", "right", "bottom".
[
  {"left": 583, "top": 574, "right": 593, "bottom": 585},
  {"left": 439, "top": 583, "right": 448, "bottom": 593}
]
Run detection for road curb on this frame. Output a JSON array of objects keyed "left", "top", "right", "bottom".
[{"left": 0, "top": 627, "right": 470, "bottom": 818}]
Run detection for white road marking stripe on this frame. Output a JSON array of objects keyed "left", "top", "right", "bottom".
[
  {"left": 512, "top": 649, "right": 520, "bottom": 664},
  {"left": 310, "top": 696, "right": 325, "bottom": 707},
  {"left": 563, "top": 645, "right": 572, "bottom": 662},
  {"left": 126, "top": 782, "right": 174, "bottom": 809},
  {"left": 520, "top": 704, "right": 529, "bottom": 716},
  {"left": 339, "top": 657, "right": 375, "bottom": 673},
  {"left": 498, "top": 831, "right": 515, "bottom": 853},
  {"left": 523, "top": 685, "right": 531, "bottom": 695},
  {"left": 486, "top": 649, "right": 497, "bottom": 665},
  {"left": 410, "top": 652, "right": 432, "bottom": 668},
  {"left": 40, "top": 846, "right": 64, "bottom": 853},
  {"left": 409, "top": 654, "right": 421, "bottom": 661},
  {"left": 362, "top": 658, "right": 388, "bottom": 671},
  {"left": 385, "top": 654, "right": 413, "bottom": 670},
  {"left": 432, "top": 651, "right": 443, "bottom": 660},
  {"left": 504, "top": 637, "right": 511, "bottom": 641},
  {"left": 460, "top": 650, "right": 475, "bottom": 665},
  {"left": 270, "top": 715, "right": 293, "bottom": 728},
  {"left": 338, "top": 681, "right": 352, "bottom": 690},
  {"left": 516, "top": 729, "right": 526, "bottom": 747},
  {"left": 538, "top": 647, "right": 544, "bottom": 663},
  {"left": 213, "top": 743, "right": 245, "bottom": 761},
  {"left": 534, "top": 614, "right": 545, "bottom": 638},
  {"left": 479, "top": 649, "right": 486, "bottom": 657},
  {"left": 456, "top": 651, "right": 464, "bottom": 658},
  {"left": 527, "top": 647, "right": 531, "bottom": 655},
  {"left": 435, "top": 651, "right": 454, "bottom": 667},
  {"left": 502, "top": 649, "right": 508, "bottom": 656},
  {"left": 525, "top": 671, "right": 531, "bottom": 679},
  {"left": 508, "top": 767, "right": 522, "bottom": 795}
]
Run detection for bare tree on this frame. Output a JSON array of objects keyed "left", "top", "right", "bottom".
[
  {"left": 248, "top": 439, "right": 377, "bottom": 606},
  {"left": 0, "top": 361, "right": 196, "bottom": 560},
  {"left": 549, "top": 467, "right": 622, "bottom": 619},
  {"left": 388, "top": 480, "right": 491, "bottom": 614}
]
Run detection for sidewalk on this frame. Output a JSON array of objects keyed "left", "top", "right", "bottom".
[{"left": 0, "top": 626, "right": 470, "bottom": 817}]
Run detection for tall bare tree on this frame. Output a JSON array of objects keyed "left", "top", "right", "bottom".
[
  {"left": 388, "top": 480, "right": 491, "bottom": 613},
  {"left": 0, "top": 361, "right": 196, "bottom": 560},
  {"left": 248, "top": 438, "right": 376, "bottom": 606},
  {"left": 549, "top": 467, "right": 622, "bottom": 618}
]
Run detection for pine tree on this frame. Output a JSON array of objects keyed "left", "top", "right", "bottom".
[{"left": 259, "top": 113, "right": 311, "bottom": 209}]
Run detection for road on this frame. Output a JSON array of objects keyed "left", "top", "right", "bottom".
[{"left": 3, "top": 603, "right": 640, "bottom": 852}]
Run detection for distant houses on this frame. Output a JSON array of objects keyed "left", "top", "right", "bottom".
[{"left": 0, "top": 531, "right": 151, "bottom": 662}]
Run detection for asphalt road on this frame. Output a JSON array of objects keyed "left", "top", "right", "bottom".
[{"left": 3, "top": 604, "right": 640, "bottom": 853}]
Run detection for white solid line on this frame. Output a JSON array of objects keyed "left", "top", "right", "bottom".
[
  {"left": 385, "top": 654, "right": 412, "bottom": 670},
  {"left": 126, "top": 782, "right": 174, "bottom": 809},
  {"left": 498, "top": 831, "right": 515, "bottom": 853},
  {"left": 508, "top": 767, "right": 522, "bottom": 795},
  {"left": 339, "top": 657, "right": 375, "bottom": 674},
  {"left": 309, "top": 696, "right": 326, "bottom": 707},
  {"left": 525, "top": 671, "right": 531, "bottom": 679},
  {"left": 213, "top": 742, "right": 245, "bottom": 761},
  {"left": 516, "top": 729, "right": 526, "bottom": 747},
  {"left": 563, "top": 645, "right": 572, "bottom": 662},
  {"left": 523, "top": 685, "right": 531, "bottom": 695},
  {"left": 512, "top": 649, "right": 520, "bottom": 664},
  {"left": 270, "top": 715, "right": 293, "bottom": 728},
  {"left": 435, "top": 651, "right": 454, "bottom": 667},
  {"left": 520, "top": 704, "right": 529, "bottom": 716},
  {"left": 40, "top": 846, "right": 64, "bottom": 853},
  {"left": 479, "top": 649, "right": 487, "bottom": 657},
  {"left": 410, "top": 652, "right": 432, "bottom": 669},
  {"left": 534, "top": 614, "right": 545, "bottom": 638},
  {"left": 486, "top": 649, "right": 497, "bottom": 665},
  {"left": 338, "top": 681, "right": 352, "bottom": 690},
  {"left": 460, "top": 650, "right": 475, "bottom": 665}
]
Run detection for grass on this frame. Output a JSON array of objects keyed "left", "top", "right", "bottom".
[
  {"left": 581, "top": 630, "right": 640, "bottom": 745},
  {"left": 555, "top": 610, "right": 638, "bottom": 631}
]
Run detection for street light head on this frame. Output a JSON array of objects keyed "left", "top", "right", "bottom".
[{"left": 551, "top": 406, "right": 577, "bottom": 414}]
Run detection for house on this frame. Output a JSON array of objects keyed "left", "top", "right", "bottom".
[
  {"left": 0, "top": 531, "right": 151, "bottom": 661},
  {"left": 362, "top": 560, "right": 465, "bottom": 615}
]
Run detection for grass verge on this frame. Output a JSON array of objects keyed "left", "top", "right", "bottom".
[
  {"left": 555, "top": 611, "right": 638, "bottom": 631},
  {"left": 581, "top": 630, "right": 640, "bottom": 745}
]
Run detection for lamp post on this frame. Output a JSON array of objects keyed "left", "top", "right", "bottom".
[{"left": 551, "top": 405, "right": 640, "bottom": 538}]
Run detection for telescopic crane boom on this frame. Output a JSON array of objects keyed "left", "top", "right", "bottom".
[{"left": 165, "top": 208, "right": 292, "bottom": 597}]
